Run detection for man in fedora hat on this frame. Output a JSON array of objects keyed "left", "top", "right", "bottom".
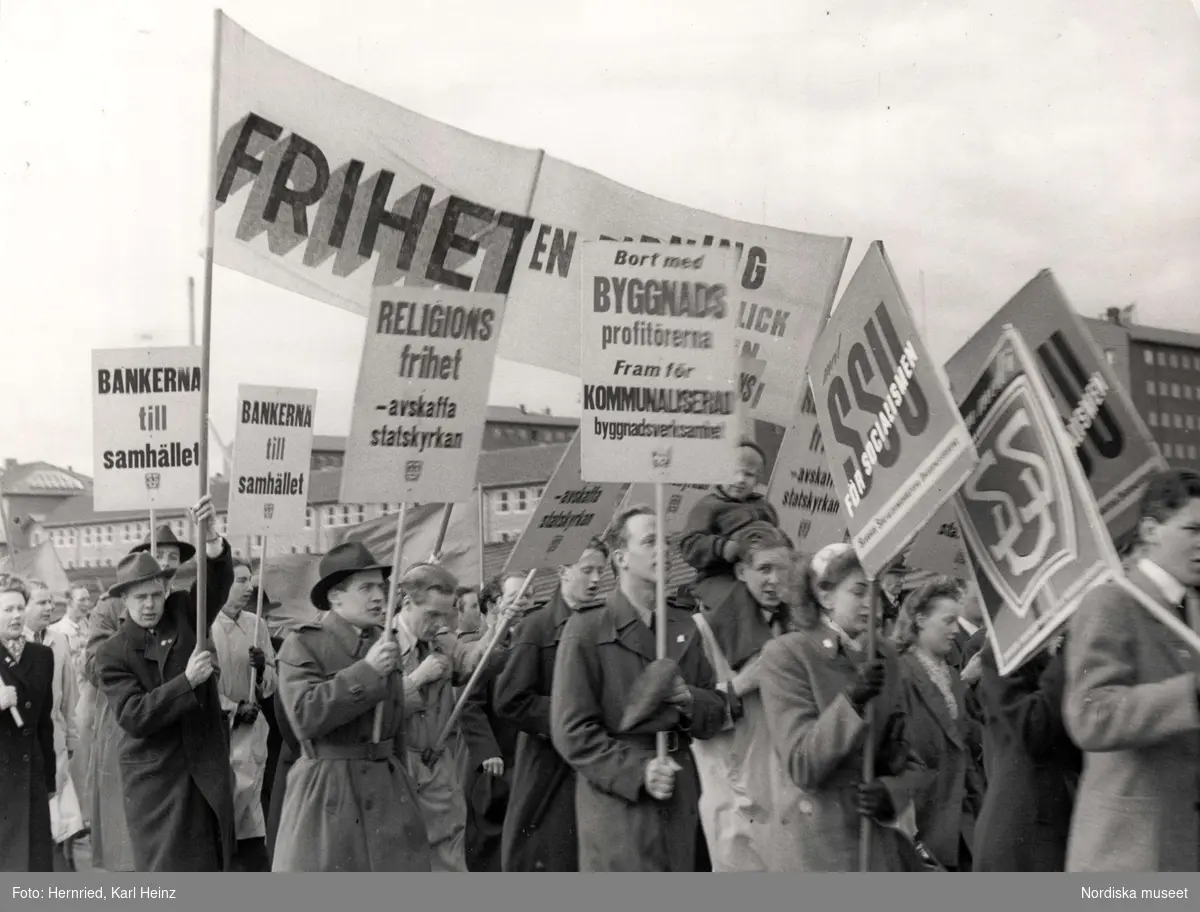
[
  {"left": 270, "top": 542, "right": 431, "bottom": 871},
  {"left": 212, "top": 557, "right": 276, "bottom": 871},
  {"left": 131, "top": 525, "right": 195, "bottom": 577},
  {"left": 94, "top": 493, "right": 236, "bottom": 872}
]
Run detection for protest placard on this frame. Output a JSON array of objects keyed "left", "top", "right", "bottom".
[
  {"left": 579, "top": 242, "right": 741, "bottom": 484},
  {"left": 621, "top": 483, "right": 711, "bottom": 536},
  {"left": 953, "top": 327, "right": 1123, "bottom": 675},
  {"left": 898, "top": 502, "right": 971, "bottom": 579},
  {"left": 212, "top": 15, "right": 850, "bottom": 426},
  {"left": 340, "top": 286, "right": 506, "bottom": 504},
  {"left": 946, "top": 270, "right": 1165, "bottom": 543},
  {"left": 766, "top": 385, "right": 850, "bottom": 557},
  {"left": 226, "top": 385, "right": 317, "bottom": 537},
  {"left": 503, "top": 433, "right": 629, "bottom": 573},
  {"left": 92, "top": 347, "right": 203, "bottom": 512},
  {"left": 807, "top": 242, "right": 977, "bottom": 578}
]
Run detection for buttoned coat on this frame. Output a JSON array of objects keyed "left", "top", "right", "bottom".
[
  {"left": 758, "top": 631, "right": 926, "bottom": 872},
  {"left": 82, "top": 595, "right": 136, "bottom": 871},
  {"left": 1063, "top": 568, "right": 1200, "bottom": 873},
  {"left": 0, "top": 641, "right": 56, "bottom": 871},
  {"left": 550, "top": 589, "right": 728, "bottom": 872},
  {"left": 96, "top": 543, "right": 236, "bottom": 872},
  {"left": 973, "top": 647, "right": 1080, "bottom": 872},
  {"left": 494, "top": 590, "right": 597, "bottom": 872},
  {"left": 897, "top": 651, "right": 981, "bottom": 870},
  {"left": 271, "top": 611, "right": 431, "bottom": 872}
]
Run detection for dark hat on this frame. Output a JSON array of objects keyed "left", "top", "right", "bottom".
[
  {"left": 310, "top": 542, "right": 392, "bottom": 611},
  {"left": 105, "top": 551, "right": 174, "bottom": 599},
  {"left": 130, "top": 525, "right": 196, "bottom": 564},
  {"left": 618, "top": 657, "right": 683, "bottom": 733}
]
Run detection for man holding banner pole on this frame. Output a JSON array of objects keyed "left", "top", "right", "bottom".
[{"left": 550, "top": 505, "right": 728, "bottom": 871}]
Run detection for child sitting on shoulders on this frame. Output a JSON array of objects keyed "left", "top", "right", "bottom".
[{"left": 679, "top": 439, "right": 780, "bottom": 610}]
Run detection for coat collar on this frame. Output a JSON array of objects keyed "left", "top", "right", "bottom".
[
  {"left": 548, "top": 588, "right": 574, "bottom": 630},
  {"left": 902, "top": 651, "right": 964, "bottom": 749},
  {"left": 326, "top": 609, "right": 377, "bottom": 659},
  {"left": 1124, "top": 565, "right": 1200, "bottom": 673},
  {"left": 0, "top": 640, "right": 29, "bottom": 688},
  {"left": 600, "top": 587, "right": 695, "bottom": 664},
  {"left": 125, "top": 611, "right": 180, "bottom": 669}
]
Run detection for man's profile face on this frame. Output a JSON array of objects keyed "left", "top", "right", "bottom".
[
  {"left": 1143, "top": 496, "right": 1200, "bottom": 587},
  {"left": 616, "top": 513, "right": 660, "bottom": 585}
]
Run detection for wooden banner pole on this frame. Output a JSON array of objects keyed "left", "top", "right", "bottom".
[
  {"left": 250, "top": 535, "right": 268, "bottom": 697},
  {"left": 372, "top": 502, "right": 408, "bottom": 743},
  {"left": 654, "top": 482, "right": 668, "bottom": 762},
  {"left": 858, "top": 576, "right": 881, "bottom": 872}
]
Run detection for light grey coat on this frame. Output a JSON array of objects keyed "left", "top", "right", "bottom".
[{"left": 1062, "top": 567, "right": 1200, "bottom": 872}]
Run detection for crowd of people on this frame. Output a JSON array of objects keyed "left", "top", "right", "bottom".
[{"left": 2, "top": 447, "right": 1198, "bottom": 873}]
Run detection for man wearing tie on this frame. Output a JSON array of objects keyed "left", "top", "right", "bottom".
[{"left": 1063, "top": 469, "right": 1200, "bottom": 872}]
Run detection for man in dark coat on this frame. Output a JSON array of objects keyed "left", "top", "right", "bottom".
[
  {"left": 494, "top": 539, "right": 607, "bottom": 871},
  {"left": 96, "top": 494, "right": 236, "bottom": 872},
  {"left": 1, "top": 576, "right": 58, "bottom": 871},
  {"left": 551, "top": 505, "right": 729, "bottom": 871}
]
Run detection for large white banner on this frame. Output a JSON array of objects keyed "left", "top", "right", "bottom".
[
  {"left": 92, "top": 347, "right": 203, "bottom": 512},
  {"left": 226, "top": 385, "right": 317, "bottom": 537},
  {"left": 579, "top": 243, "right": 740, "bottom": 484},
  {"left": 212, "top": 15, "right": 851, "bottom": 425},
  {"left": 341, "top": 286, "right": 506, "bottom": 505}
]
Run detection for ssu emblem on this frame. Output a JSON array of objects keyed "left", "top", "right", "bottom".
[{"left": 958, "top": 378, "right": 1075, "bottom": 619}]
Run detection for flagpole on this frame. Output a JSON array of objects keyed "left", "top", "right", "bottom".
[
  {"left": 372, "top": 502, "right": 408, "bottom": 743},
  {"left": 251, "top": 536, "right": 268, "bottom": 697},
  {"left": 196, "top": 8, "right": 224, "bottom": 643},
  {"left": 476, "top": 485, "right": 485, "bottom": 589},
  {"left": 187, "top": 278, "right": 198, "bottom": 546}
]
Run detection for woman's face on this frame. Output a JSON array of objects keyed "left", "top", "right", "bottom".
[
  {"left": 0, "top": 592, "right": 26, "bottom": 640},
  {"left": 821, "top": 569, "right": 871, "bottom": 635},
  {"left": 917, "top": 596, "right": 961, "bottom": 658}
]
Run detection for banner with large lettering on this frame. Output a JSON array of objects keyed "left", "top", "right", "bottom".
[
  {"left": 226, "top": 385, "right": 317, "bottom": 537},
  {"left": 946, "top": 270, "right": 1165, "bottom": 544},
  {"left": 807, "top": 242, "right": 977, "bottom": 579},
  {"left": 766, "top": 386, "right": 849, "bottom": 557},
  {"left": 953, "top": 327, "right": 1123, "bottom": 675},
  {"left": 341, "top": 287, "right": 506, "bottom": 504},
  {"left": 213, "top": 15, "right": 851, "bottom": 426},
  {"left": 503, "top": 432, "right": 629, "bottom": 573},
  {"left": 92, "top": 347, "right": 203, "bottom": 512},
  {"left": 579, "top": 242, "right": 740, "bottom": 484}
]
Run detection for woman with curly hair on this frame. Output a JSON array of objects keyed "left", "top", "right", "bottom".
[
  {"left": 891, "top": 576, "right": 984, "bottom": 871},
  {"left": 759, "top": 543, "right": 926, "bottom": 871}
]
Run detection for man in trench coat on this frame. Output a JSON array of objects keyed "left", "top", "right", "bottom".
[
  {"left": 1063, "top": 470, "right": 1200, "bottom": 872},
  {"left": 271, "top": 543, "right": 431, "bottom": 872},
  {"left": 96, "top": 496, "right": 236, "bottom": 872},
  {"left": 551, "top": 505, "right": 729, "bottom": 871}
]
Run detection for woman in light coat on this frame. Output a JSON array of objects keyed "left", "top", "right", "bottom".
[
  {"left": 689, "top": 522, "right": 804, "bottom": 870},
  {"left": 759, "top": 543, "right": 925, "bottom": 871}
]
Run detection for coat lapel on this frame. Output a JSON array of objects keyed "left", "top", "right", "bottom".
[
  {"left": 1125, "top": 568, "right": 1200, "bottom": 674},
  {"left": 0, "top": 643, "right": 29, "bottom": 689},
  {"left": 607, "top": 591, "right": 659, "bottom": 663},
  {"left": 905, "top": 653, "right": 964, "bottom": 749}
]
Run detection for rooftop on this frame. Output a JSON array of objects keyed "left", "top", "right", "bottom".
[{"left": 0, "top": 460, "right": 92, "bottom": 496}]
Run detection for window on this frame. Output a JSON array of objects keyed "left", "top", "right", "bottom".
[
  {"left": 1160, "top": 382, "right": 1169, "bottom": 396},
  {"left": 1147, "top": 380, "right": 1156, "bottom": 396},
  {"left": 1190, "top": 445, "right": 1198, "bottom": 460},
  {"left": 1172, "top": 384, "right": 1181, "bottom": 398},
  {"left": 1104, "top": 348, "right": 1116, "bottom": 366},
  {"left": 1149, "top": 412, "right": 1158, "bottom": 427},
  {"left": 305, "top": 507, "right": 313, "bottom": 529},
  {"left": 341, "top": 505, "right": 351, "bottom": 526},
  {"left": 291, "top": 546, "right": 297, "bottom": 554},
  {"left": 1195, "top": 386, "right": 1200, "bottom": 399},
  {"left": 355, "top": 504, "right": 364, "bottom": 524},
  {"left": 1158, "top": 352, "right": 1167, "bottom": 366},
  {"left": 324, "top": 506, "right": 338, "bottom": 526},
  {"left": 1162, "top": 412, "right": 1170, "bottom": 426},
  {"left": 492, "top": 428, "right": 502, "bottom": 438},
  {"left": 518, "top": 489, "right": 528, "bottom": 512},
  {"left": 1186, "top": 386, "right": 1194, "bottom": 400},
  {"left": 1175, "top": 414, "right": 1183, "bottom": 429},
  {"left": 497, "top": 491, "right": 509, "bottom": 513},
  {"left": 1170, "top": 353, "right": 1179, "bottom": 368},
  {"left": 1144, "top": 349, "right": 1154, "bottom": 365},
  {"left": 255, "top": 535, "right": 264, "bottom": 548}
]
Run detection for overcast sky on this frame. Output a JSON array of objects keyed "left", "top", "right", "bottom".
[{"left": 2, "top": 0, "right": 1198, "bottom": 476}]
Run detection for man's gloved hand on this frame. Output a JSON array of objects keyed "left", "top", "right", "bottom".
[
  {"left": 248, "top": 646, "right": 266, "bottom": 673},
  {"left": 234, "top": 701, "right": 260, "bottom": 726}
]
